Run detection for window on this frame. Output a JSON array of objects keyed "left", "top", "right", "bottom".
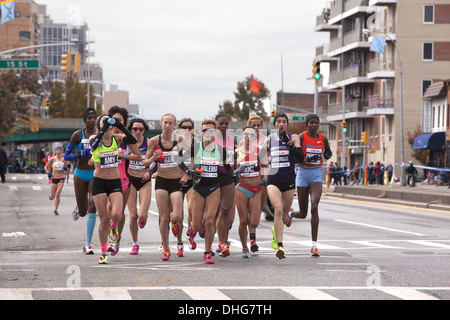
[
  {"left": 422, "top": 80, "right": 432, "bottom": 96},
  {"left": 19, "top": 31, "right": 31, "bottom": 41},
  {"left": 424, "top": 5, "right": 434, "bottom": 23},
  {"left": 423, "top": 42, "right": 433, "bottom": 61}
]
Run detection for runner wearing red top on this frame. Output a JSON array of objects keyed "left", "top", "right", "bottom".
[{"left": 289, "top": 114, "right": 332, "bottom": 257}]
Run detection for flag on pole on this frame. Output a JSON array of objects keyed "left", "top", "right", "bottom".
[
  {"left": 370, "top": 32, "right": 387, "bottom": 54},
  {"left": 0, "top": 0, "right": 15, "bottom": 26},
  {"left": 250, "top": 78, "right": 261, "bottom": 94}
]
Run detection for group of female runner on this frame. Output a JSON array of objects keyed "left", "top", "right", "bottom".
[{"left": 61, "top": 107, "right": 331, "bottom": 264}]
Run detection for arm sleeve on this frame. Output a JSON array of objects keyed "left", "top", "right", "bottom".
[
  {"left": 113, "top": 121, "right": 137, "bottom": 145},
  {"left": 64, "top": 143, "right": 78, "bottom": 161}
]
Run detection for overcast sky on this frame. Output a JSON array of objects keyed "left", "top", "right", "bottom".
[{"left": 39, "top": 0, "right": 329, "bottom": 121}]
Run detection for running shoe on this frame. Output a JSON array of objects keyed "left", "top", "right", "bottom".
[
  {"left": 98, "top": 253, "right": 109, "bottom": 264},
  {"left": 158, "top": 244, "right": 164, "bottom": 252},
  {"left": 53, "top": 210, "right": 59, "bottom": 216},
  {"left": 271, "top": 226, "right": 277, "bottom": 250},
  {"left": 250, "top": 240, "right": 259, "bottom": 252},
  {"left": 176, "top": 244, "right": 184, "bottom": 257},
  {"left": 188, "top": 237, "right": 197, "bottom": 250},
  {"left": 187, "top": 226, "right": 197, "bottom": 239},
  {"left": 216, "top": 242, "right": 222, "bottom": 253},
  {"left": 311, "top": 246, "right": 320, "bottom": 257},
  {"left": 160, "top": 249, "right": 170, "bottom": 261},
  {"left": 241, "top": 248, "right": 250, "bottom": 258},
  {"left": 138, "top": 219, "right": 147, "bottom": 229},
  {"left": 72, "top": 205, "right": 79, "bottom": 221},
  {"left": 220, "top": 243, "right": 230, "bottom": 257},
  {"left": 170, "top": 215, "right": 180, "bottom": 236},
  {"left": 110, "top": 240, "right": 121, "bottom": 256},
  {"left": 276, "top": 246, "right": 286, "bottom": 259},
  {"left": 83, "top": 244, "right": 94, "bottom": 255},
  {"left": 198, "top": 221, "right": 206, "bottom": 238},
  {"left": 130, "top": 244, "right": 139, "bottom": 255},
  {"left": 203, "top": 253, "right": 214, "bottom": 264},
  {"left": 109, "top": 224, "right": 119, "bottom": 243},
  {"left": 285, "top": 208, "right": 293, "bottom": 227}
]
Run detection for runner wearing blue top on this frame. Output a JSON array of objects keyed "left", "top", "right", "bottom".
[
  {"left": 260, "top": 113, "right": 303, "bottom": 259},
  {"left": 64, "top": 108, "right": 98, "bottom": 254}
]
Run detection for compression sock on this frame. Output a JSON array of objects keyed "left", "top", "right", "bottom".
[
  {"left": 85, "top": 212, "right": 96, "bottom": 247},
  {"left": 100, "top": 243, "right": 108, "bottom": 254}
]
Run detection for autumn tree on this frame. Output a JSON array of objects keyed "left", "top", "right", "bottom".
[
  {"left": 48, "top": 72, "right": 97, "bottom": 118},
  {"left": 0, "top": 70, "right": 44, "bottom": 140},
  {"left": 218, "top": 75, "right": 270, "bottom": 120}
]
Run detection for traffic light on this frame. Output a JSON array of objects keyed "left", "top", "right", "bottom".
[
  {"left": 271, "top": 110, "right": 276, "bottom": 121},
  {"left": 342, "top": 120, "right": 347, "bottom": 133},
  {"left": 313, "top": 61, "right": 321, "bottom": 84},
  {"left": 61, "top": 53, "right": 71, "bottom": 72},
  {"left": 45, "top": 98, "right": 50, "bottom": 110},
  {"left": 362, "top": 131, "right": 367, "bottom": 144},
  {"left": 73, "top": 52, "right": 81, "bottom": 73}
]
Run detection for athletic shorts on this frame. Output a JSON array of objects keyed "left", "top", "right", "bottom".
[
  {"left": 51, "top": 177, "right": 65, "bottom": 184},
  {"left": 155, "top": 176, "right": 182, "bottom": 194},
  {"left": 193, "top": 182, "right": 220, "bottom": 199},
  {"left": 92, "top": 177, "right": 122, "bottom": 196},
  {"left": 236, "top": 183, "right": 262, "bottom": 199},
  {"left": 267, "top": 179, "right": 295, "bottom": 192},
  {"left": 181, "top": 179, "right": 193, "bottom": 194},
  {"left": 130, "top": 175, "right": 151, "bottom": 192},
  {"left": 74, "top": 168, "right": 94, "bottom": 183},
  {"left": 296, "top": 166, "right": 323, "bottom": 187}
]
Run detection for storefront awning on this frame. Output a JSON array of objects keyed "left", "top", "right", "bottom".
[{"left": 412, "top": 131, "right": 445, "bottom": 150}]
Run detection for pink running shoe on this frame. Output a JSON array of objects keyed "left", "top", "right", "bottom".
[
  {"left": 130, "top": 244, "right": 139, "bottom": 255},
  {"left": 138, "top": 220, "right": 147, "bottom": 229},
  {"left": 203, "top": 253, "right": 214, "bottom": 264}
]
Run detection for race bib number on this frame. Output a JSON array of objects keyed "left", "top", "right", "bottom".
[
  {"left": 305, "top": 147, "right": 322, "bottom": 165},
  {"left": 200, "top": 158, "right": 219, "bottom": 178},
  {"left": 99, "top": 150, "right": 118, "bottom": 168},
  {"left": 129, "top": 155, "right": 146, "bottom": 170},
  {"left": 160, "top": 151, "right": 178, "bottom": 168},
  {"left": 239, "top": 160, "right": 259, "bottom": 178},
  {"left": 270, "top": 149, "right": 290, "bottom": 168},
  {"left": 81, "top": 138, "right": 90, "bottom": 151}
]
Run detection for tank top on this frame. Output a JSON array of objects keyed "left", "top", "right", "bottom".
[
  {"left": 236, "top": 146, "right": 260, "bottom": 178},
  {"left": 268, "top": 133, "right": 295, "bottom": 182},
  {"left": 300, "top": 131, "right": 325, "bottom": 168},
  {"left": 157, "top": 135, "right": 181, "bottom": 169},
  {"left": 76, "top": 129, "right": 91, "bottom": 152},
  {"left": 127, "top": 137, "right": 148, "bottom": 170},
  {"left": 92, "top": 137, "right": 119, "bottom": 169},
  {"left": 52, "top": 157, "right": 65, "bottom": 172},
  {"left": 193, "top": 142, "right": 223, "bottom": 186}
]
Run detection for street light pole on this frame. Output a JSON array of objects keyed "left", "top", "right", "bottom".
[{"left": 364, "top": 29, "right": 405, "bottom": 185}]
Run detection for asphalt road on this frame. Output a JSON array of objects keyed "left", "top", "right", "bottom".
[{"left": 1, "top": 173, "right": 450, "bottom": 302}]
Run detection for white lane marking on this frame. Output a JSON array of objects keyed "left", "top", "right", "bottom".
[
  {"left": 335, "top": 219, "right": 425, "bottom": 236},
  {"left": 181, "top": 287, "right": 231, "bottom": 300},
  {"left": 88, "top": 287, "right": 132, "bottom": 300},
  {"left": 282, "top": 287, "right": 338, "bottom": 300}
]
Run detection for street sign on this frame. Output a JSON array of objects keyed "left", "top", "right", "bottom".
[
  {"left": 292, "top": 116, "right": 306, "bottom": 121},
  {"left": 0, "top": 60, "right": 39, "bottom": 69}
]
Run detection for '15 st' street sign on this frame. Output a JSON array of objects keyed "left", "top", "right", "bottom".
[{"left": 0, "top": 60, "right": 40, "bottom": 69}]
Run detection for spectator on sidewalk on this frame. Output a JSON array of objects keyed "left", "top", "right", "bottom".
[{"left": 0, "top": 146, "right": 7, "bottom": 183}]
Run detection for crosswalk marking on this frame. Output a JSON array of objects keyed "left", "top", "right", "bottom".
[
  {"left": 349, "top": 241, "right": 400, "bottom": 249},
  {"left": 408, "top": 240, "right": 450, "bottom": 249},
  {"left": 282, "top": 287, "right": 338, "bottom": 300},
  {"left": 377, "top": 287, "right": 440, "bottom": 300},
  {"left": 88, "top": 287, "right": 132, "bottom": 300},
  {"left": 0, "top": 286, "right": 448, "bottom": 300},
  {"left": 182, "top": 287, "right": 231, "bottom": 300}
]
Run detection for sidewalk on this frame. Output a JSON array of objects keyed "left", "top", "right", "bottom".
[{"left": 323, "top": 182, "right": 450, "bottom": 211}]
